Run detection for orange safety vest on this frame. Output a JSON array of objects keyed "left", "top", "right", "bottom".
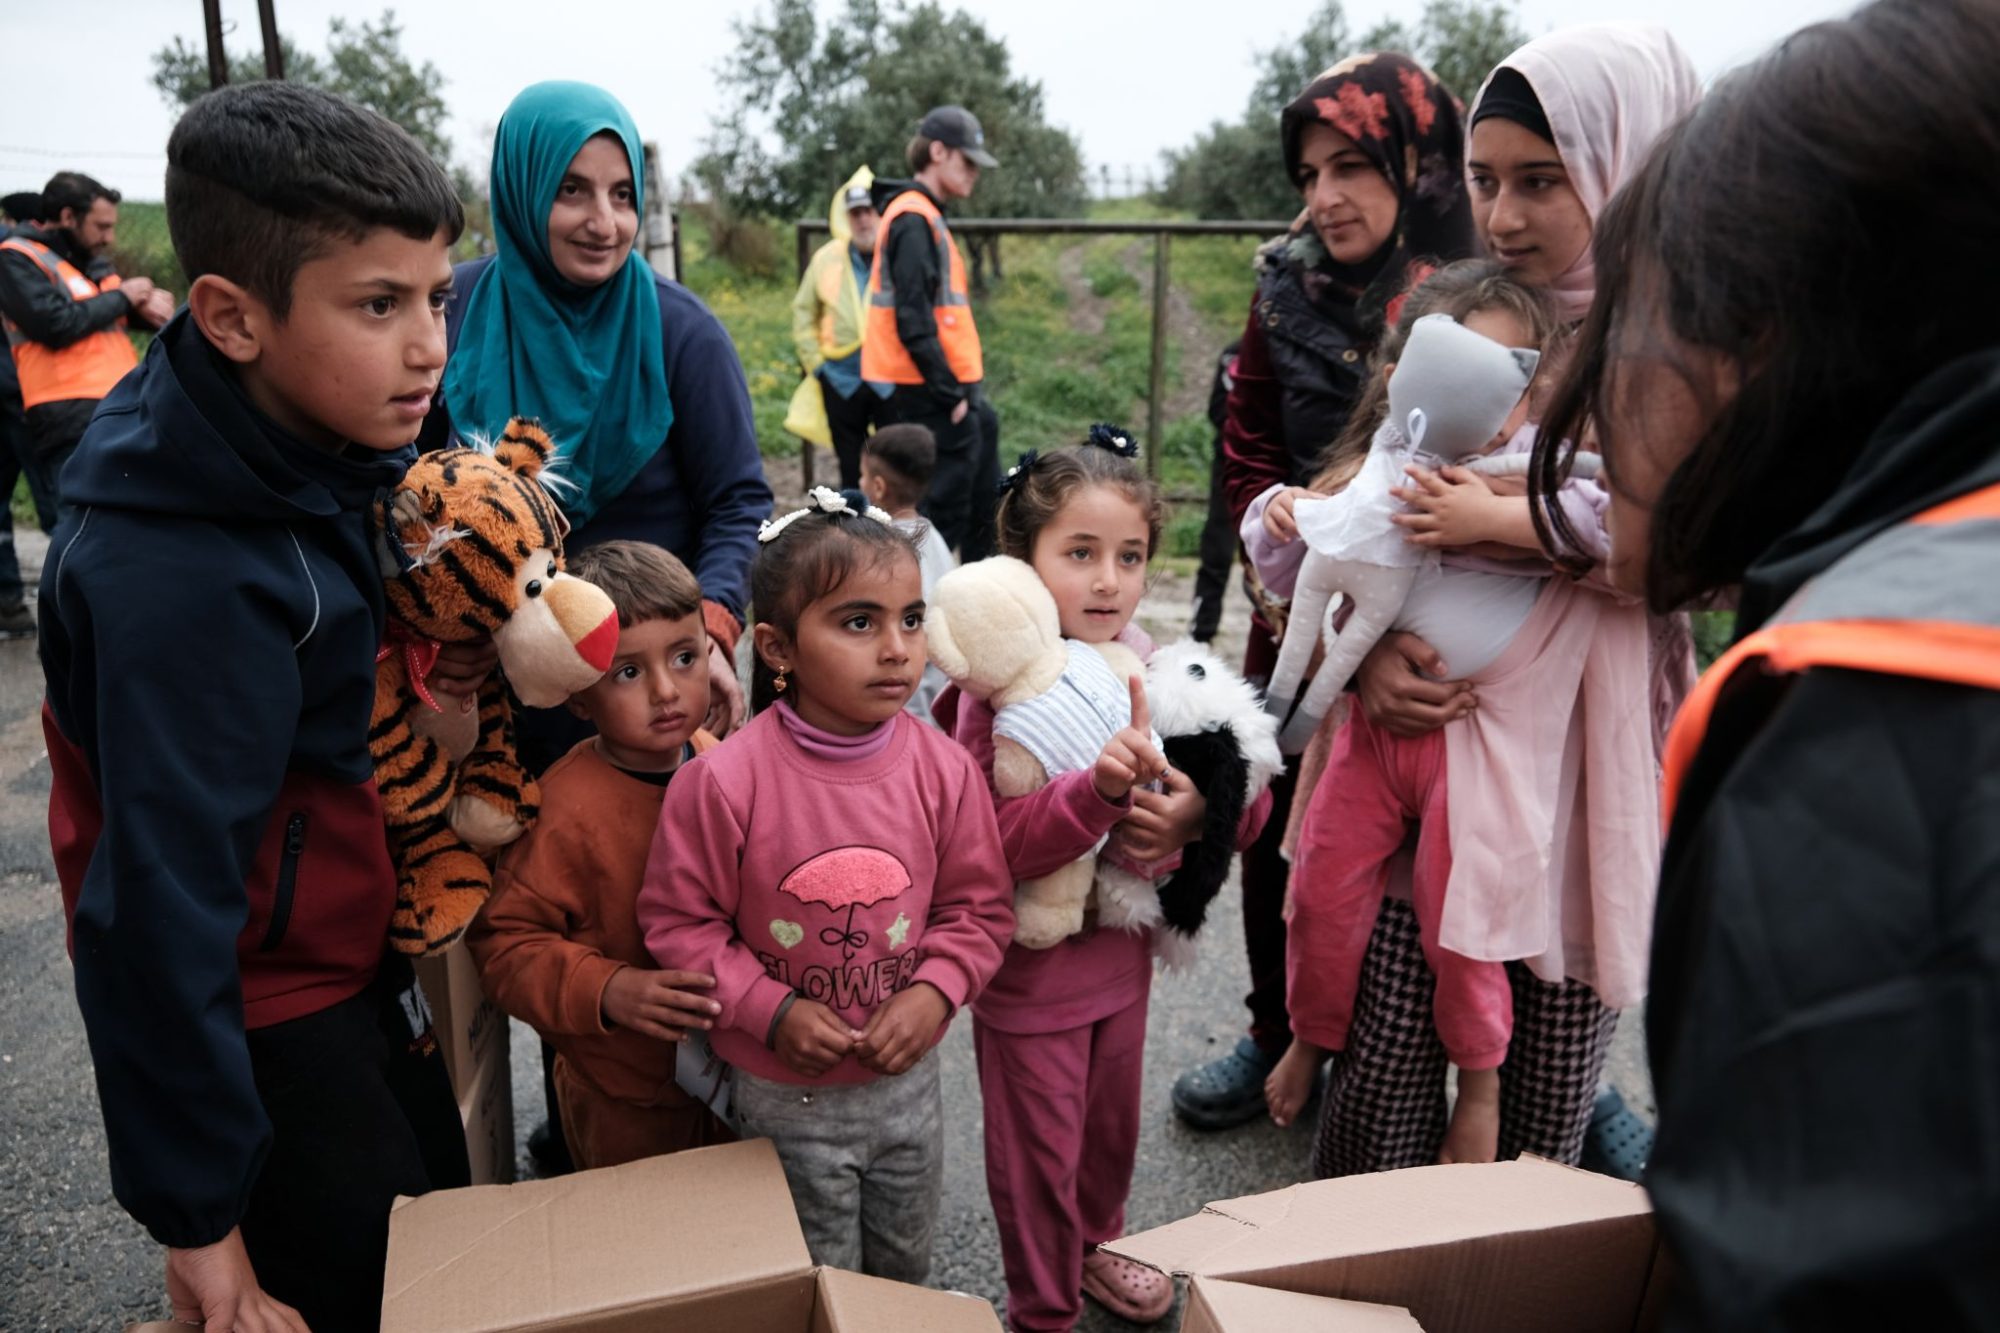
[
  {"left": 1, "top": 236, "right": 138, "bottom": 410},
  {"left": 861, "top": 190, "right": 983, "bottom": 387},
  {"left": 1662, "top": 479, "right": 2000, "bottom": 828}
]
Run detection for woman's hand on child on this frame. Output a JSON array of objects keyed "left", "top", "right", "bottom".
[
  {"left": 1355, "top": 632, "right": 1475, "bottom": 738},
  {"left": 854, "top": 982, "right": 949, "bottom": 1076},
  {"left": 704, "top": 639, "right": 747, "bottom": 738},
  {"left": 1112, "top": 768, "right": 1207, "bottom": 862},
  {"left": 1390, "top": 465, "right": 1515, "bottom": 550},
  {"left": 600, "top": 966, "right": 718, "bottom": 1043},
  {"left": 1093, "top": 676, "right": 1169, "bottom": 802},
  {"left": 774, "top": 997, "right": 856, "bottom": 1077},
  {"left": 1262, "top": 486, "right": 1325, "bottom": 544},
  {"left": 429, "top": 637, "right": 500, "bottom": 708}
]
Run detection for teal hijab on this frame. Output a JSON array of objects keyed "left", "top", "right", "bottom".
[{"left": 443, "top": 81, "right": 672, "bottom": 528}]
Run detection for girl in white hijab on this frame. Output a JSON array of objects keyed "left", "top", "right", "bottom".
[{"left": 1467, "top": 24, "right": 1702, "bottom": 322}]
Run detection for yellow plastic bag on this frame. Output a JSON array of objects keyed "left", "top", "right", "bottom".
[{"left": 784, "top": 373, "right": 831, "bottom": 448}]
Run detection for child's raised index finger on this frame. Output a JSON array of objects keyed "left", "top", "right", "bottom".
[{"left": 1127, "top": 674, "right": 1150, "bottom": 732}]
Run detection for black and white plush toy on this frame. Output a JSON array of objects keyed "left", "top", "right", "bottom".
[{"left": 1095, "top": 639, "right": 1284, "bottom": 968}]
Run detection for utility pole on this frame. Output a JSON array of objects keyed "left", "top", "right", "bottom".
[
  {"left": 203, "top": 0, "right": 229, "bottom": 90},
  {"left": 641, "top": 142, "right": 677, "bottom": 281},
  {"left": 258, "top": 0, "right": 285, "bottom": 79}
]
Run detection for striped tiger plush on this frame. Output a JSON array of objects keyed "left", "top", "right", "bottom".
[{"left": 372, "top": 418, "right": 618, "bottom": 954}]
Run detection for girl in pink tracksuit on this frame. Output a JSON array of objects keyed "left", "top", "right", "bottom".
[{"left": 935, "top": 431, "right": 1271, "bottom": 1332}]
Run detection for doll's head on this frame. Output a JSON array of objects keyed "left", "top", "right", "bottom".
[
  {"left": 1384, "top": 313, "right": 1541, "bottom": 461},
  {"left": 1315, "top": 260, "right": 1559, "bottom": 488}
]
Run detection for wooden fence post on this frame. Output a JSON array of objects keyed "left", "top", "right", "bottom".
[{"left": 1146, "top": 232, "right": 1170, "bottom": 480}]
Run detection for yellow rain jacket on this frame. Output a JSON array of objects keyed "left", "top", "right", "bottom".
[{"left": 785, "top": 167, "right": 873, "bottom": 446}]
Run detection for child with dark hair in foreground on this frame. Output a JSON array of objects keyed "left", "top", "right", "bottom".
[
  {"left": 639, "top": 490, "right": 1012, "bottom": 1281},
  {"left": 40, "top": 81, "right": 467, "bottom": 1331}
]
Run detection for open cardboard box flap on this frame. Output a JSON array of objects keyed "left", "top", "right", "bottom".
[
  {"left": 809, "top": 1267, "right": 1001, "bottom": 1332},
  {"left": 1182, "top": 1276, "right": 1425, "bottom": 1332},
  {"left": 378, "top": 1137, "right": 1001, "bottom": 1332},
  {"left": 1107, "top": 1157, "right": 1663, "bottom": 1333},
  {"left": 381, "top": 1138, "right": 813, "bottom": 1332}
]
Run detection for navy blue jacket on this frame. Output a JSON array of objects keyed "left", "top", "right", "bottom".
[
  {"left": 40, "top": 312, "right": 410, "bottom": 1248},
  {"left": 419, "top": 258, "right": 770, "bottom": 623}
]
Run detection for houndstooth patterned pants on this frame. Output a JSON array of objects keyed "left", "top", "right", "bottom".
[{"left": 1309, "top": 898, "right": 1619, "bottom": 1179}]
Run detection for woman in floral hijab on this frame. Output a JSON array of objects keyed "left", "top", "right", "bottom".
[{"left": 1169, "top": 53, "right": 1476, "bottom": 1132}]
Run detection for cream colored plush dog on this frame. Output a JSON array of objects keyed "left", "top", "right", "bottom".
[{"left": 926, "top": 556, "right": 1145, "bottom": 948}]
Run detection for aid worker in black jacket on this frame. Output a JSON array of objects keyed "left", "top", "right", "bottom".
[{"left": 1528, "top": 2, "right": 2000, "bottom": 1327}]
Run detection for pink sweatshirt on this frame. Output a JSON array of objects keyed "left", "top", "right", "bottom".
[
  {"left": 934, "top": 627, "right": 1275, "bottom": 1036},
  {"left": 638, "top": 705, "right": 1014, "bottom": 1085}
]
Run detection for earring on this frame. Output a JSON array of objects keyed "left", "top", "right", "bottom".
[{"left": 773, "top": 667, "right": 789, "bottom": 694}]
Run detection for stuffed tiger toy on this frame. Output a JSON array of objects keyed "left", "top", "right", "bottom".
[{"left": 372, "top": 417, "right": 618, "bottom": 955}]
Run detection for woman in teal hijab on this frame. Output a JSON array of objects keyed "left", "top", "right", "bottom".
[
  {"left": 424, "top": 81, "right": 770, "bottom": 743},
  {"left": 444, "top": 81, "right": 672, "bottom": 526}
]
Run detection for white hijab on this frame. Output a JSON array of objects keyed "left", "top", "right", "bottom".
[{"left": 1475, "top": 24, "right": 1702, "bottom": 322}]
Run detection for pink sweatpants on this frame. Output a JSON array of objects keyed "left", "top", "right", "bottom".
[
  {"left": 973, "top": 992, "right": 1148, "bottom": 1333},
  {"left": 1288, "top": 709, "right": 1512, "bottom": 1070}
]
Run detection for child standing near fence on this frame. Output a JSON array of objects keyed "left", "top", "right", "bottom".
[
  {"left": 638, "top": 488, "right": 1011, "bottom": 1281},
  {"left": 935, "top": 431, "right": 1270, "bottom": 1331}
]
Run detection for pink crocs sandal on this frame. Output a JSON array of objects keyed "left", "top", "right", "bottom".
[{"left": 1082, "top": 1249, "right": 1174, "bottom": 1324}]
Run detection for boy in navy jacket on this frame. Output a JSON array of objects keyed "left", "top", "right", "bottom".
[{"left": 40, "top": 82, "right": 471, "bottom": 1331}]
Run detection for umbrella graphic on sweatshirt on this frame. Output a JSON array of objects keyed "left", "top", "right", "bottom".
[{"left": 775, "top": 846, "right": 913, "bottom": 961}]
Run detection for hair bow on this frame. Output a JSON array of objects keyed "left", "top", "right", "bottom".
[
  {"left": 1085, "top": 423, "right": 1139, "bottom": 459},
  {"left": 758, "top": 485, "right": 895, "bottom": 544},
  {"left": 997, "top": 449, "right": 1041, "bottom": 497}
]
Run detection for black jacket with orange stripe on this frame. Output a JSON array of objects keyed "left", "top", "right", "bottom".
[
  {"left": 1648, "top": 348, "right": 2000, "bottom": 1330},
  {"left": 38, "top": 311, "right": 411, "bottom": 1249}
]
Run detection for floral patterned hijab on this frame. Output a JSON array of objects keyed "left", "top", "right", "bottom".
[{"left": 1275, "top": 53, "right": 1476, "bottom": 344}]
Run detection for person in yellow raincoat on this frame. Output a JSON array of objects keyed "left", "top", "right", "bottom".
[{"left": 786, "top": 166, "right": 884, "bottom": 487}]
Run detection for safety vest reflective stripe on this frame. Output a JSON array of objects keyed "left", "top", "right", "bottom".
[
  {"left": 861, "top": 191, "right": 983, "bottom": 386},
  {"left": 0, "top": 237, "right": 137, "bottom": 409},
  {"left": 1661, "top": 481, "right": 2000, "bottom": 827}
]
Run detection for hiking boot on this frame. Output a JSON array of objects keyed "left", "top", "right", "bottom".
[
  {"left": 1171, "top": 1036, "right": 1282, "bottom": 1130},
  {"left": 0, "top": 600, "right": 35, "bottom": 639},
  {"left": 1579, "top": 1083, "right": 1654, "bottom": 1182}
]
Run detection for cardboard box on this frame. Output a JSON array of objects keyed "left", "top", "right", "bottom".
[
  {"left": 414, "top": 940, "right": 509, "bottom": 1089},
  {"left": 1182, "top": 1277, "right": 1426, "bottom": 1331},
  {"left": 380, "top": 1137, "right": 1000, "bottom": 1332},
  {"left": 456, "top": 1045, "right": 516, "bottom": 1187},
  {"left": 1106, "top": 1157, "right": 1667, "bottom": 1333},
  {"left": 414, "top": 941, "right": 514, "bottom": 1185}
]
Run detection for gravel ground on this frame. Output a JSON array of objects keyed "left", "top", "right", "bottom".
[{"left": 0, "top": 524, "right": 1652, "bottom": 1332}]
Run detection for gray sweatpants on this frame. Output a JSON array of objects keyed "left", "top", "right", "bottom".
[{"left": 733, "top": 1050, "right": 944, "bottom": 1282}]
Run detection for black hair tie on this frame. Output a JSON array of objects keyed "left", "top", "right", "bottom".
[
  {"left": 998, "top": 449, "right": 1041, "bottom": 496},
  {"left": 1086, "top": 423, "right": 1139, "bottom": 458}
]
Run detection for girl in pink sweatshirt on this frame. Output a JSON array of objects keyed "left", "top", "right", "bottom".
[
  {"left": 638, "top": 488, "right": 1012, "bottom": 1284},
  {"left": 935, "top": 430, "right": 1271, "bottom": 1332}
]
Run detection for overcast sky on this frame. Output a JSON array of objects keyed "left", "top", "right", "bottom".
[{"left": 3, "top": 0, "right": 1856, "bottom": 203}]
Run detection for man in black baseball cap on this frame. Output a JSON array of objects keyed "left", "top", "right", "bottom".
[
  {"left": 917, "top": 106, "right": 999, "bottom": 169},
  {"left": 860, "top": 106, "right": 1002, "bottom": 559}
]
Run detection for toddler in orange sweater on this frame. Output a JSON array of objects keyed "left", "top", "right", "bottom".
[{"left": 468, "top": 540, "right": 733, "bottom": 1169}]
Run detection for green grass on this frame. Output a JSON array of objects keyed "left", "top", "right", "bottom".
[{"left": 676, "top": 202, "right": 1277, "bottom": 502}]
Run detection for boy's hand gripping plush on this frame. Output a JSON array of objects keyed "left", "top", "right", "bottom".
[
  {"left": 372, "top": 418, "right": 618, "bottom": 954},
  {"left": 1263, "top": 314, "right": 1541, "bottom": 753},
  {"left": 925, "top": 556, "right": 1149, "bottom": 949}
]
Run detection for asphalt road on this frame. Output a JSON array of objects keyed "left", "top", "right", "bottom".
[{"left": 0, "top": 532, "right": 1653, "bottom": 1332}]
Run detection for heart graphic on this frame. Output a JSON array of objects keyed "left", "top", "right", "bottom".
[{"left": 769, "top": 918, "right": 805, "bottom": 949}]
